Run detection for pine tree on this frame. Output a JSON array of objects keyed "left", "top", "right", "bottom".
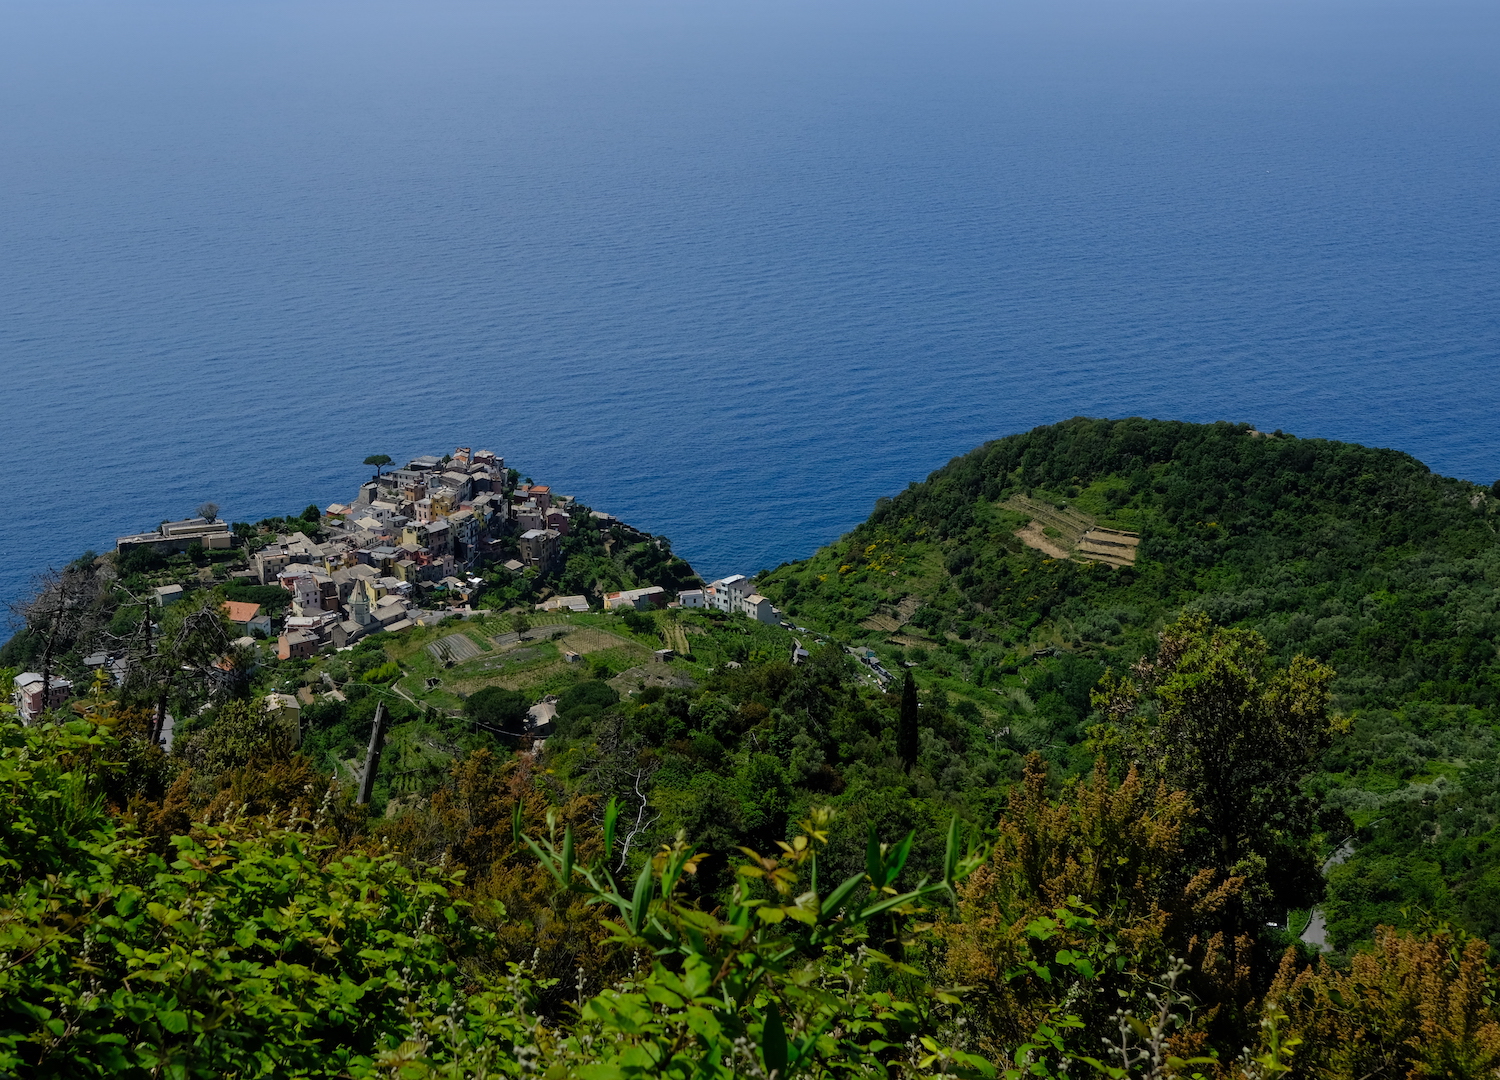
[{"left": 898, "top": 671, "right": 919, "bottom": 771}]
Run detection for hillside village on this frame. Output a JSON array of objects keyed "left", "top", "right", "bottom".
[
  {"left": 10, "top": 420, "right": 1500, "bottom": 1080},
  {"left": 11, "top": 446, "right": 784, "bottom": 721}
]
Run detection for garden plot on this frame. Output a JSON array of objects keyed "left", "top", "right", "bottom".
[
  {"left": 490, "top": 625, "right": 635, "bottom": 655},
  {"left": 492, "top": 625, "right": 570, "bottom": 649},
  {"left": 859, "top": 595, "right": 925, "bottom": 633},
  {"left": 562, "top": 626, "right": 639, "bottom": 654},
  {"left": 468, "top": 645, "right": 549, "bottom": 672},
  {"left": 426, "top": 633, "right": 483, "bottom": 665}
]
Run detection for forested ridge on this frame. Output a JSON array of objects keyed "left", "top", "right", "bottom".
[
  {"left": 759, "top": 418, "right": 1500, "bottom": 951},
  {"left": 4, "top": 417, "right": 1500, "bottom": 1078}
]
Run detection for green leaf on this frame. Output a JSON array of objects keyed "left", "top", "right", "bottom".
[
  {"left": 645, "top": 984, "right": 684, "bottom": 1009},
  {"left": 576, "top": 1066, "right": 626, "bottom": 1080},
  {"left": 620, "top": 1046, "right": 658, "bottom": 1069},
  {"left": 944, "top": 815, "right": 961, "bottom": 890},
  {"left": 629, "top": 858, "right": 654, "bottom": 935},
  {"left": 866, "top": 823, "right": 882, "bottom": 885},
  {"left": 682, "top": 957, "right": 713, "bottom": 998},
  {"left": 160, "top": 1010, "right": 190, "bottom": 1034},
  {"left": 858, "top": 882, "right": 937, "bottom": 921},
  {"left": 823, "top": 872, "right": 865, "bottom": 918},
  {"left": 603, "top": 796, "right": 619, "bottom": 863},
  {"left": 762, "top": 1001, "right": 789, "bottom": 1079},
  {"left": 684, "top": 1005, "right": 722, "bottom": 1042},
  {"left": 887, "top": 831, "right": 913, "bottom": 885}
]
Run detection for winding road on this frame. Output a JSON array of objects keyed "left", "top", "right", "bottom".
[{"left": 1299, "top": 838, "right": 1355, "bottom": 951}]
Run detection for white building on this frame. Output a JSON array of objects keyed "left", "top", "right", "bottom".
[
  {"left": 704, "top": 574, "right": 749, "bottom": 613},
  {"left": 676, "top": 588, "right": 705, "bottom": 608},
  {"left": 279, "top": 571, "right": 325, "bottom": 616},
  {"left": 741, "top": 593, "right": 779, "bottom": 625},
  {"left": 703, "top": 576, "right": 780, "bottom": 625},
  {"left": 366, "top": 500, "right": 405, "bottom": 525}
]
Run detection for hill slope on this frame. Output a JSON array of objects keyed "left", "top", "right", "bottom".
[{"left": 758, "top": 417, "right": 1500, "bottom": 947}]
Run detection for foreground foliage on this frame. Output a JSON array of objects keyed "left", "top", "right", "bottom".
[{"left": 8, "top": 708, "right": 1500, "bottom": 1078}]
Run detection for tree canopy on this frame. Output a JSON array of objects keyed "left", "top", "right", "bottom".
[
  {"left": 464, "top": 685, "right": 529, "bottom": 732},
  {"left": 363, "top": 453, "right": 392, "bottom": 477}
]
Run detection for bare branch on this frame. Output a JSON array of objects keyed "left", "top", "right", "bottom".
[{"left": 617, "top": 769, "right": 658, "bottom": 871}]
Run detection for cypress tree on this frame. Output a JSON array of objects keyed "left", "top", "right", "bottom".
[{"left": 898, "top": 672, "right": 919, "bottom": 771}]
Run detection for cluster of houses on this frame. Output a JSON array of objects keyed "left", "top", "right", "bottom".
[
  {"left": 109, "top": 447, "right": 579, "bottom": 663},
  {"left": 679, "top": 574, "right": 780, "bottom": 625},
  {"left": 271, "top": 449, "right": 552, "bottom": 657},
  {"left": 9, "top": 449, "right": 790, "bottom": 722},
  {"left": 846, "top": 645, "right": 896, "bottom": 689},
  {"left": 13, "top": 444, "right": 808, "bottom": 722}
]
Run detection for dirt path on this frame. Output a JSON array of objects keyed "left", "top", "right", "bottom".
[{"left": 1014, "top": 522, "right": 1073, "bottom": 559}]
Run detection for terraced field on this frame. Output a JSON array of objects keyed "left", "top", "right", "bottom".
[
  {"left": 859, "top": 594, "right": 926, "bottom": 633},
  {"left": 658, "top": 618, "right": 690, "bottom": 654},
  {"left": 1002, "top": 495, "right": 1139, "bottom": 567},
  {"left": 443, "top": 625, "right": 651, "bottom": 695},
  {"left": 426, "top": 633, "right": 483, "bottom": 664},
  {"left": 1074, "top": 527, "right": 1140, "bottom": 567}
]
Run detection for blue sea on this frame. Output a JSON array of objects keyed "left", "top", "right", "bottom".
[{"left": 2, "top": 0, "right": 1497, "bottom": 605}]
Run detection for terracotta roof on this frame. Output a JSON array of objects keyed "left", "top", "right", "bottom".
[{"left": 223, "top": 601, "right": 261, "bottom": 623}]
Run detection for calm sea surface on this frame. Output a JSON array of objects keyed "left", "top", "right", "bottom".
[{"left": 2, "top": 0, "right": 1498, "bottom": 604}]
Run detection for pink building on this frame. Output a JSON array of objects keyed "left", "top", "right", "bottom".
[
  {"left": 277, "top": 630, "right": 319, "bottom": 661},
  {"left": 13, "top": 673, "right": 72, "bottom": 721}
]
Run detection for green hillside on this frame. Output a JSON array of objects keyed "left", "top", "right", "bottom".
[
  {"left": 757, "top": 417, "right": 1500, "bottom": 948},
  {"left": 8, "top": 418, "right": 1500, "bottom": 1077}
]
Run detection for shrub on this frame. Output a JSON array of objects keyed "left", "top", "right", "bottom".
[
  {"left": 465, "top": 686, "right": 529, "bottom": 731},
  {"left": 361, "top": 660, "right": 401, "bottom": 684}
]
